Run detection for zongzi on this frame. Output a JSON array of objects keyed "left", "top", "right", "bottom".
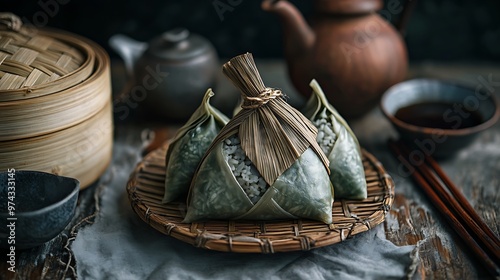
[
  {"left": 184, "top": 53, "right": 334, "bottom": 224},
  {"left": 303, "top": 79, "right": 367, "bottom": 199},
  {"left": 163, "top": 89, "right": 229, "bottom": 203}
]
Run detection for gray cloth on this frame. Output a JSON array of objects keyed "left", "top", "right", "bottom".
[{"left": 72, "top": 136, "right": 417, "bottom": 280}]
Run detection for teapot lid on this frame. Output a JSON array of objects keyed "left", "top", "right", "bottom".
[
  {"left": 314, "top": 0, "right": 382, "bottom": 14},
  {"left": 146, "top": 28, "right": 214, "bottom": 61}
]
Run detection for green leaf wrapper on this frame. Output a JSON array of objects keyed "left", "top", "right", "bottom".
[
  {"left": 162, "top": 89, "right": 229, "bottom": 203},
  {"left": 183, "top": 141, "right": 333, "bottom": 224},
  {"left": 303, "top": 80, "right": 367, "bottom": 200}
]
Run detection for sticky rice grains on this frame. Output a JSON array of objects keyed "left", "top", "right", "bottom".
[{"left": 223, "top": 135, "right": 268, "bottom": 204}]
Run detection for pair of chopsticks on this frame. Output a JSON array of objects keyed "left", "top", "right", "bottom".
[{"left": 388, "top": 139, "right": 500, "bottom": 277}]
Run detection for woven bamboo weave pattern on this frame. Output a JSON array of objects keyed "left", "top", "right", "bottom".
[
  {"left": 0, "top": 40, "right": 109, "bottom": 141},
  {"left": 0, "top": 27, "right": 95, "bottom": 101},
  {"left": 0, "top": 28, "right": 83, "bottom": 88},
  {"left": 127, "top": 143, "right": 395, "bottom": 253}
]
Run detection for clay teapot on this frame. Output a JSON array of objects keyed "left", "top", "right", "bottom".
[
  {"left": 109, "top": 28, "right": 219, "bottom": 121},
  {"left": 263, "top": 0, "right": 411, "bottom": 119}
]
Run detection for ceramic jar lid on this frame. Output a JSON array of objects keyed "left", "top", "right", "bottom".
[{"left": 144, "top": 28, "right": 216, "bottom": 62}]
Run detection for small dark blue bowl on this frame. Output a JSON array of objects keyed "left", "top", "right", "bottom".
[{"left": 0, "top": 171, "right": 79, "bottom": 249}]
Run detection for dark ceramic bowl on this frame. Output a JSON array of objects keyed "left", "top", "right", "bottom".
[
  {"left": 381, "top": 79, "right": 500, "bottom": 157},
  {"left": 0, "top": 171, "right": 79, "bottom": 249}
]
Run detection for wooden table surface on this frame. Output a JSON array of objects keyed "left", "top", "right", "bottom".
[{"left": 1, "top": 61, "right": 499, "bottom": 279}]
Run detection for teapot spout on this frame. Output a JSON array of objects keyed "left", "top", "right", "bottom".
[
  {"left": 262, "top": 0, "right": 314, "bottom": 57},
  {"left": 109, "top": 34, "right": 148, "bottom": 78}
]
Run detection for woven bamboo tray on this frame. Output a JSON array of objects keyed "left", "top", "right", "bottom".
[{"left": 126, "top": 142, "right": 395, "bottom": 253}]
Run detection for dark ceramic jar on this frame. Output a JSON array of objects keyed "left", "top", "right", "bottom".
[{"left": 111, "top": 28, "right": 219, "bottom": 121}]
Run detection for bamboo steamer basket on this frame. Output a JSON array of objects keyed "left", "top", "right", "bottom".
[{"left": 0, "top": 14, "right": 113, "bottom": 189}]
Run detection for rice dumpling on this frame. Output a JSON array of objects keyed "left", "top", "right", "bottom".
[
  {"left": 184, "top": 54, "right": 334, "bottom": 224},
  {"left": 303, "top": 80, "right": 367, "bottom": 199},
  {"left": 163, "top": 89, "right": 229, "bottom": 203}
]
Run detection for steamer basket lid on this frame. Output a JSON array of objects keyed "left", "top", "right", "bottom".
[{"left": 0, "top": 13, "right": 94, "bottom": 101}]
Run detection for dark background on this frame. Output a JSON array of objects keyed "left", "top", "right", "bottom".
[{"left": 2, "top": 0, "right": 500, "bottom": 62}]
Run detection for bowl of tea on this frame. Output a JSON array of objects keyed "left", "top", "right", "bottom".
[{"left": 381, "top": 79, "right": 500, "bottom": 157}]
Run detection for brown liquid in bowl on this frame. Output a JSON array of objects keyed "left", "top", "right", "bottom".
[{"left": 395, "top": 102, "right": 484, "bottom": 129}]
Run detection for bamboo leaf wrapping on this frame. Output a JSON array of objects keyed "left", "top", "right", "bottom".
[
  {"left": 163, "top": 89, "right": 229, "bottom": 203},
  {"left": 184, "top": 54, "right": 334, "bottom": 224},
  {"left": 303, "top": 80, "right": 367, "bottom": 199}
]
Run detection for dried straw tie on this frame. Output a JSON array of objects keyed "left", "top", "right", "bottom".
[{"left": 241, "top": 88, "right": 283, "bottom": 109}]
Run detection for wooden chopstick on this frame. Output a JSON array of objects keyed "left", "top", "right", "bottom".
[
  {"left": 394, "top": 141, "right": 500, "bottom": 262},
  {"left": 415, "top": 163, "right": 500, "bottom": 262},
  {"left": 424, "top": 154, "right": 500, "bottom": 248},
  {"left": 388, "top": 140, "right": 500, "bottom": 277}
]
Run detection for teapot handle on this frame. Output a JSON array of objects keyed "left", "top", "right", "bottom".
[
  {"left": 109, "top": 34, "right": 148, "bottom": 78},
  {"left": 395, "top": 0, "right": 418, "bottom": 35}
]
